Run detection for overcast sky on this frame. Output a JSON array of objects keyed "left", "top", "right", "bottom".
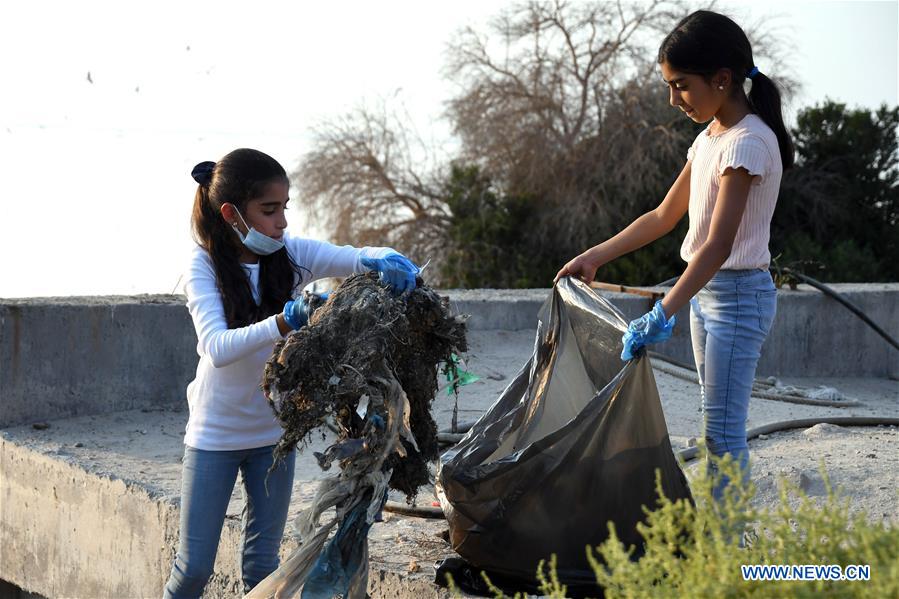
[{"left": 1, "top": 0, "right": 896, "bottom": 297}]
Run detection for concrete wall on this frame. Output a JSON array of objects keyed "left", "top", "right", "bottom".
[
  {"left": 604, "top": 284, "right": 899, "bottom": 382},
  {"left": 0, "top": 437, "right": 296, "bottom": 599},
  {"left": 2, "top": 284, "right": 897, "bottom": 429},
  {"left": 0, "top": 439, "right": 179, "bottom": 598},
  {"left": 0, "top": 438, "right": 446, "bottom": 599},
  {"left": 0, "top": 296, "right": 196, "bottom": 428}
]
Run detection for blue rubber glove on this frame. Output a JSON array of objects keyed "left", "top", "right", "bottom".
[
  {"left": 283, "top": 297, "right": 311, "bottom": 330},
  {"left": 283, "top": 292, "right": 329, "bottom": 330},
  {"left": 360, "top": 252, "right": 420, "bottom": 293},
  {"left": 621, "top": 300, "right": 676, "bottom": 361}
]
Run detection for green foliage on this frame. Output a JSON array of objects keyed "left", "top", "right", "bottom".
[
  {"left": 591, "top": 456, "right": 898, "bottom": 598},
  {"left": 439, "top": 161, "right": 689, "bottom": 289},
  {"left": 598, "top": 222, "right": 689, "bottom": 287},
  {"left": 774, "top": 234, "right": 885, "bottom": 284},
  {"left": 775, "top": 101, "right": 899, "bottom": 282},
  {"left": 439, "top": 163, "right": 560, "bottom": 288},
  {"left": 453, "top": 453, "right": 898, "bottom": 598}
]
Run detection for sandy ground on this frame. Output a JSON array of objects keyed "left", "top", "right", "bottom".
[
  {"left": 736, "top": 423, "right": 898, "bottom": 524},
  {"left": 4, "top": 329, "right": 897, "bottom": 588}
]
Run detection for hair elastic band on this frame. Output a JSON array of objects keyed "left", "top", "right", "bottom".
[
  {"left": 191, "top": 161, "right": 216, "bottom": 186},
  {"left": 747, "top": 66, "right": 759, "bottom": 80}
]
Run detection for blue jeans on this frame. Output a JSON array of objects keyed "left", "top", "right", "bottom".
[
  {"left": 163, "top": 444, "right": 296, "bottom": 599},
  {"left": 690, "top": 269, "right": 777, "bottom": 501}
]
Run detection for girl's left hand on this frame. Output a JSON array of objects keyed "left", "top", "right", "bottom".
[
  {"left": 621, "top": 301, "right": 676, "bottom": 361},
  {"left": 282, "top": 292, "right": 329, "bottom": 330},
  {"left": 361, "top": 253, "right": 420, "bottom": 293},
  {"left": 554, "top": 248, "right": 605, "bottom": 284}
]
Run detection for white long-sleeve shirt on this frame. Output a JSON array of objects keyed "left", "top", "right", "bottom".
[{"left": 183, "top": 233, "right": 393, "bottom": 451}]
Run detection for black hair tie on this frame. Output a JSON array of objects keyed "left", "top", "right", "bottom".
[{"left": 191, "top": 161, "right": 216, "bottom": 186}]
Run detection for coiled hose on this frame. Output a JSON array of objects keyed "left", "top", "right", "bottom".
[{"left": 647, "top": 351, "right": 863, "bottom": 408}]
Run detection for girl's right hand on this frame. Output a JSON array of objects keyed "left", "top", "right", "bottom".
[
  {"left": 282, "top": 297, "right": 312, "bottom": 330},
  {"left": 554, "top": 249, "right": 605, "bottom": 285},
  {"left": 283, "top": 292, "right": 331, "bottom": 331}
]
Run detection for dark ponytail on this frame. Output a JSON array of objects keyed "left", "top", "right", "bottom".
[
  {"left": 746, "top": 72, "right": 794, "bottom": 169},
  {"left": 190, "top": 149, "right": 305, "bottom": 329},
  {"left": 658, "top": 10, "right": 794, "bottom": 169}
]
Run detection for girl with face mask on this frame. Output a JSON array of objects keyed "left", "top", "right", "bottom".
[
  {"left": 556, "top": 11, "right": 794, "bottom": 509},
  {"left": 164, "top": 148, "right": 419, "bottom": 598}
]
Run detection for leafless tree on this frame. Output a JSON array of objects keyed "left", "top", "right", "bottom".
[
  {"left": 444, "top": 1, "right": 685, "bottom": 245},
  {"left": 294, "top": 101, "right": 450, "bottom": 263}
]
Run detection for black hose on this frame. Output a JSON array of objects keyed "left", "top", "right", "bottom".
[
  {"left": 440, "top": 421, "right": 476, "bottom": 435},
  {"left": 647, "top": 350, "right": 696, "bottom": 372},
  {"left": 648, "top": 350, "right": 863, "bottom": 407},
  {"left": 677, "top": 416, "right": 899, "bottom": 462},
  {"left": 438, "top": 432, "right": 467, "bottom": 444},
  {"left": 438, "top": 422, "right": 476, "bottom": 446},
  {"left": 781, "top": 268, "right": 899, "bottom": 352},
  {"left": 383, "top": 501, "right": 445, "bottom": 519},
  {"left": 647, "top": 354, "right": 863, "bottom": 408}
]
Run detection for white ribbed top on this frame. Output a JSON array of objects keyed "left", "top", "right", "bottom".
[{"left": 682, "top": 113, "right": 783, "bottom": 269}]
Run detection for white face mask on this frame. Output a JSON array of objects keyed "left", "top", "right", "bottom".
[{"left": 230, "top": 206, "right": 285, "bottom": 256}]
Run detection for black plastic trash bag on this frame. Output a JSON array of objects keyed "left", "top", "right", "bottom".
[{"left": 436, "top": 277, "right": 692, "bottom": 593}]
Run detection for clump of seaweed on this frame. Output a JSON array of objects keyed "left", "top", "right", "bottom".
[{"left": 263, "top": 272, "right": 467, "bottom": 499}]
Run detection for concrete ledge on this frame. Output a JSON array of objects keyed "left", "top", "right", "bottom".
[
  {"left": 590, "top": 283, "right": 898, "bottom": 381},
  {"left": 2, "top": 285, "right": 897, "bottom": 429},
  {"left": 0, "top": 430, "right": 448, "bottom": 599},
  {"left": 0, "top": 437, "right": 182, "bottom": 598},
  {"left": 0, "top": 295, "right": 195, "bottom": 428},
  {"left": 442, "top": 288, "right": 548, "bottom": 331}
]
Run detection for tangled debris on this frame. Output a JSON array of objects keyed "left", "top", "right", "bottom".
[
  {"left": 249, "top": 273, "right": 467, "bottom": 597},
  {"left": 263, "top": 272, "right": 467, "bottom": 499}
]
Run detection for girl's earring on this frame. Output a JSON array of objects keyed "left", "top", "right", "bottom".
[{"left": 717, "top": 85, "right": 724, "bottom": 90}]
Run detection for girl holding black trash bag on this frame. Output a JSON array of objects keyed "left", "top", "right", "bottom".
[
  {"left": 556, "top": 11, "right": 792, "bottom": 504},
  {"left": 164, "top": 148, "right": 419, "bottom": 598}
]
